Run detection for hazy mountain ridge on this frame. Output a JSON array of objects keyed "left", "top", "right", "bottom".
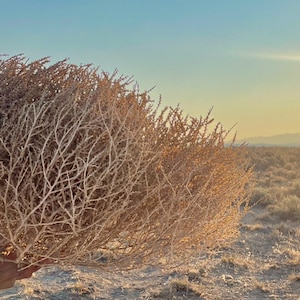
[{"left": 238, "top": 132, "right": 300, "bottom": 147}]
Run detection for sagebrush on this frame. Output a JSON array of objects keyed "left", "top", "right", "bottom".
[{"left": 0, "top": 55, "right": 252, "bottom": 270}]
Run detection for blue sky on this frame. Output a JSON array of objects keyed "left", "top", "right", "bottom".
[{"left": 1, "top": 0, "right": 300, "bottom": 139}]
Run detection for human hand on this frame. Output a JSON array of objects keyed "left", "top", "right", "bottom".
[
  {"left": 0, "top": 254, "right": 18, "bottom": 290},
  {"left": 0, "top": 249, "right": 50, "bottom": 290}
]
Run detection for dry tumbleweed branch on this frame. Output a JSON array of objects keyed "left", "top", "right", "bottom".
[{"left": 0, "top": 55, "right": 253, "bottom": 270}]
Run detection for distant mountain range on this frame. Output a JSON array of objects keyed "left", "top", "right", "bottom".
[{"left": 237, "top": 132, "right": 300, "bottom": 147}]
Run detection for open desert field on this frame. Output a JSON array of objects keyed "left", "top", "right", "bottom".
[{"left": 1, "top": 147, "right": 300, "bottom": 300}]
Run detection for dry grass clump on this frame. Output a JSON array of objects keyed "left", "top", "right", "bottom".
[
  {"left": 221, "top": 255, "right": 254, "bottom": 269},
  {"left": 249, "top": 148, "right": 300, "bottom": 223},
  {"left": 252, "top": 279, "right": 271, "bottom": 293},
  {"left": 242, "top": 222, "right": 263, "bottom": 231},
  {"left": 284, "top": 249, "right": 300, "bottom": 266},
  {"left": 152, "top": 277, "right": 205, "bottom": 299},
  {"left": 268, "top": 195, "right": 300, "bottom": 221},
  {"left": 288, "top": 272, "right": 300, "bottom": 282},
  {"left": 0, "top": 55, "right": 252, "bottom": 270},
  {"left": 249, "top": 187, "right": 273, "bottom": 206}
]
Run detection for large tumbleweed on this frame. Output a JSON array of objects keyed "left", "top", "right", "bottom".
[{"left": 0, "top": 55, "right": 252, "bottom": 270}]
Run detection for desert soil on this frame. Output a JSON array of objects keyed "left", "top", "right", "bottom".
[{"left": 1, "top": 205, "right": 299, "bottom": 300}]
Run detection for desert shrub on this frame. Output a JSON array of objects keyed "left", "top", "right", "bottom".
[
  {"left": 268, "top": 195, "right": 300, "bottom": 221},
  {"left": 288, "top": 181, "right": 300, "bottom": 198},
  {"left": 248, "top": 147, "right": 296, "bottom": 172},
  {"left": 249, "top": 187, "right": 273, "bottom": 206},
  {"left": 0, "top": 55, "right": 252, "bottom": 270}
]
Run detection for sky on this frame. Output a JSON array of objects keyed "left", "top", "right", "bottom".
[{"left": 1, "top": 0, "right": 300, "bottom": 139}]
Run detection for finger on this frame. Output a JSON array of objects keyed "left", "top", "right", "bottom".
[
  {"left": 16, "top": 265, "right": 41, "bottom": 280},
  {"left": 0, "top": 261, "right": 18, "bottom": 290},
  {"left": 6, "top": 252, "right": 17, "bottom": 261},
  {"left": 0, "top": 278, "right": 16, "bottom": 290}
]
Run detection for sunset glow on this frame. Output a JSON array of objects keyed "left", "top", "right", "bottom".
[{"left": 1, "top": 0, "right": 300, "bottom": 139}]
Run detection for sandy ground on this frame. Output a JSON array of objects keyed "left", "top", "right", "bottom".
[{"left": 1, "top": 205, "right": 300, "bottom": 299}]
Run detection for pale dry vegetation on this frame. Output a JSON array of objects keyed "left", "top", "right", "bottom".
[
  {"left": 0, "top": 55, "right": 252, "bottom": 273},
  {"left": 249, "top": 147, "right": 300, "bottom": 221}
]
